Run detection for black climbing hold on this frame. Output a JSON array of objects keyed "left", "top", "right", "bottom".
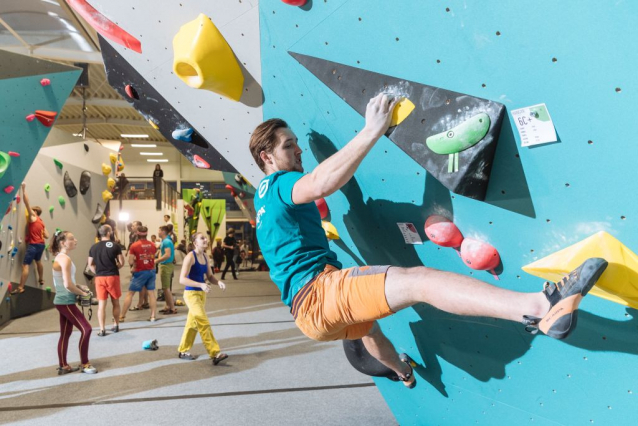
[
  {"left": 91, "top": 203, "right": 105, "bottom": 224},
  {"left": 343, "top": 339, "right": 401, "bottom": 381},
  {"left": 84, "top": 143, "right": 89, "bottom": 152},
  {"left": 63, "top": 171, "right": 78, "bottom": 198},
  {"left": 79, "top": 171, "right": 91, "bottom": 195}
]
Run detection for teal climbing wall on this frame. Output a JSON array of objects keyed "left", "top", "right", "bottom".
[
  {"left": 259, "top": 1, "right": 638, "bottom": 425},
  {"left": 0, "top": 51, "right": 81, "bottom": 223}
]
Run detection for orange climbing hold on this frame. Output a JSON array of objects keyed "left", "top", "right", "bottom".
[{"left": 34, "top": 110, "right": 57, "bottom": 127}]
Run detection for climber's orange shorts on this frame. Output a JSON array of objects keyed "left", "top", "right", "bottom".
[
  {"left": 95, "top": 276, "right": 122, "bottom": 301},
  {"left": 292, "top": 265, "right": 394, "bottom": 341}
]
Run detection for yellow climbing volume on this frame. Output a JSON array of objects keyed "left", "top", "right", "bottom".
[
  {"left": 522, "top": 231, "right": 638, "bottom": 309},
  {"left": 173, "top": 14, "right": 244, "bottom": 102}
]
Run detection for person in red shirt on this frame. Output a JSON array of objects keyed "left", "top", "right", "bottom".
[
  {"left": 12, "top": 183, "right": 49, "bottom": 294},
  {"left": 120, "top": 226, "right": 158, "bottom": 321}
]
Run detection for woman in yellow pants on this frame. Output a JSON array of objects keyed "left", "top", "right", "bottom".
[{"left": 177, "top": 232, "right": 229, "bottom": 365}]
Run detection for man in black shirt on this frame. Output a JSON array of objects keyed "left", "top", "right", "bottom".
[
  {"left": 221, "top": 228, "right": 238, "bottom": 280},
  {"left": 88, "top": 224, "right": 125, "bottom": 336}
]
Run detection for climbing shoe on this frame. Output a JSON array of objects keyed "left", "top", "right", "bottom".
[
  {"left": 398, "top": 353, "right": 417, "bottom": 389},
  {"left": 212, "top": 353, "right": 229, "bottom": 366},
  {"left": 522, "top": 258, "right": 608, "bottom": 340}
]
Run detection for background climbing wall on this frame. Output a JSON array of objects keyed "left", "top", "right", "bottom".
[
  {"left": 0, "top": 142, "right": 110, "bottom": 324},
  {"left": 259, "top": 1, "right": 638, "bottom": 425},
  {"left": 85, "top": 0, "right": 265, "bottom": 183},
  {"left": 0, "top": 50, "right": 81, "bottom": 223}
]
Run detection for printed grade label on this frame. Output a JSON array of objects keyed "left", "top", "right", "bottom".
[
  {"left": 511, "top": 103, "right": 558, "bottom": 147},
  {"left": 397, "top": 223, "right": 423, "bottom": 245}
]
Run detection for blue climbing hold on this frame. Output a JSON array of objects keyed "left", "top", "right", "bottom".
[
  {"left": 172, "top": 127, "right": 194, "bottom": 142},
  {"left": 11, "top": 247, "right": 18, "bottom": 257}
]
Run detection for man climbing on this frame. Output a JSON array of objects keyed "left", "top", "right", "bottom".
[
  {"left": 250, "top": 93, "right": 608, "bottom": 388},
  {"left": 12, "top": 182, "right": 48, "bottom": 294}
]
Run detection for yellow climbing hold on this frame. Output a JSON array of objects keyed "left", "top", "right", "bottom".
[
  {"left": 117, "top": 157, "right": 125, "bottom": 172},
  {"left": 102, "top": 163, "right": 112, "bottom": 176},
  {"left": 390, "top": 97, "right": 415, "bottom": 127},
  {"left": 102, "top": 189, "right": 113, "bottom": 202},
  {"left": 322, "top": 221, "right": 340, "bottom": 240},
  {"left": 107, "top": 177, "right": 116, "bottom": 191},
  {"left": 109, "top": 152, "right": 117, "bottom": 164},
  {"left": 148, "top": 119, "right": 159, "bottom": 129},
  {"left": 522, "top": 231, "right": 638, "bottom": 309},
  {"left": 172, "top": 13, "right": 244, "bottom": 101}
]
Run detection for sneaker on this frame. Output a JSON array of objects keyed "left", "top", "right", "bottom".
[
  {"left": 212, "top": 353, "right": 229, "bottom": 365},
  {"left": 178, "top": 352, "right": 197, "bottom": 360},
  {"left": 111, "top": 324, "right": 119, "bottom": 333},
  {"left": 522, "top": 258, "right": 608, "bottom": 339},
  {"left": 81, "top": 364, "right": 98, "bottom": 374},
  {"left": 97, "top": 330, "right": 107, "bottom": 337},
  {"left": 57, "top": 365, "right": 80, "bottom": 375}
]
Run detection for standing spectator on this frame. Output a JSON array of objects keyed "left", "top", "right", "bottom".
[
  {"left": 212, "top": 240, "right": 224, "bottom": 272},
  {"left": 88, "top": 224, "right": 125, "bottom": 336},
  {"left": 177, "top": 232, "right": 228, "bottom": 365},
  {"left": 50, "top": 230, "right": 97, "bottom": 374},
  {"left": 96, "top": 212, "right": 118, "bottom": 243},
  {"left": 117, "top": 173, "right": 129, "bottom": 208},
  {"left": 240, "top": 240, "right": 251, "bottom": 268},
  {"left": 221, "top": 229, "right": 238, "bottom": 280},
  {"left": 177, "top": 239, "right": 188, "bottom": 255},
  {"left": 120, "top": 226, "right": 158, "bottom": 322},
  {"left": 153, "top": 164, "right": 163, "bottom": 211},
  {"left": 166, "top": 223, "right": 178, "bottom": 244},
  {"left": 12, "top": 183, "right": 48, "bottom": 294},
  {"left": 157, "top": 226, "right": 177, "bottom": 315}
]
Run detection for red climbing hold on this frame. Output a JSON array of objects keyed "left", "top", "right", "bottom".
[
  {"left": 282, "top": 0, "right": 307, "bottom": 6},
  {"left": 34, "top": 110, "right": 57, "bottom": 127},
  {"left": 249, "top": 220, "right": 256, "bottom": 227},
  {"left": 40, "top": 78, "right": 51, "bottom": 86},
  {"left": 125, "top": 84, "right": 139, "bottom": 99},
  {"left": 192, "top": 155, "right": 210, "bottom": 169},
  {"left": 8, "top": 152, "right": 19, "bottom": 157},
  {"left": 25, "top": 114, "right": 36, "bottom": 122},
  {"left": 4, "top": 185, "right": 15, "bottom": 194},
  {"left": 424, "top": 215, "right": 464, "bottom": 248},
  {"left": 315, "top": 198, "right": 329, "bottom": 219},
  {"left": 230, "top": 190, "right": 237, "bottom": 197},
  {"left": 225, "top": 184, "right": 234, "bottom": 191},
  {"left": 16, "top": 195, "right": 20, "bottom": 204},
  {"left": 65, "top": 0, "right": 142, "bottom": 53},
  {"left": 460, "top": 238, "right": 501, "bottom": 278}
]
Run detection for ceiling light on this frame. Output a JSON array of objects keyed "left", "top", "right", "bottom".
[
  {"left": 140, "top": 152, "right": 163, "bottom": 156},
  {"left": 147, "top": 159, "right": 168, "bottom": 163},
  {"left": 121, "top": 134, "right": 149, "bottom": 138},
  {"left": 131, "top": 144, "right": 157, "bottom": 148}
]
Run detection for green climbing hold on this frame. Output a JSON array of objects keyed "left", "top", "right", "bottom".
[
  {"left": 49, "top": 206, "right": 54, "bottom": 213},
  {"left": 426, "top": 113, "right": 491, "bottom": 173},
  {"left": 54, "top": 159, "right": 63, "bottom": 169},
  {"left": 0, "top": 151, "right": 11, "bottom": 180},
  {"left": 44, "top": 183, "right": 51, "bottom": 192},
  {"left": 55, "top": 227, "right": 61, "bottom": 233},
  {"left": 426, "top": 113, "right": 491, "bottom": 155},
  {"left": 58, "top": 196, "right": 65, "bottom": 206},
  {"left": 46, "top": 286, "right": 52, "bottom": 292}
]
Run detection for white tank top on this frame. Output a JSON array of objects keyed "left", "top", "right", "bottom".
[{"left": 53, "top": 253, "right": 77, "bottom": 305}]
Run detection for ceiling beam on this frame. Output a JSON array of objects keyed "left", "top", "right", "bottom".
[
  {"left": 0, "top": 45, "right": 103, "bottom": 64},
  {"left": 65, "top": 97, "right": 131, "bottom": 108},
  {"left": 55, "top": 117, "right": 151, "bottom": 127}
]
